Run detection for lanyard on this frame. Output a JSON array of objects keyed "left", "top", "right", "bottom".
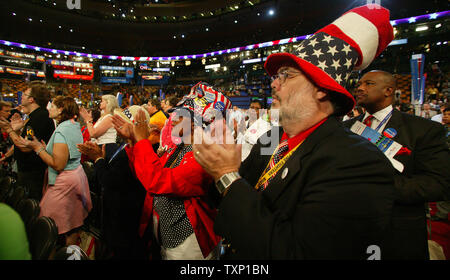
[
  {"left": 374, "top": 110, "right": 393, "bottom": 132},
  {"left": 254, "top": 139, "right": 304, "bottom": 191},
  {"left": 109, "top": 143, "right": 127, "bottom": 164}
]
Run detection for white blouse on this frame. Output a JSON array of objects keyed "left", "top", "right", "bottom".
[{"left": 91, "top": 114, "right": 117, "bottom": 145}]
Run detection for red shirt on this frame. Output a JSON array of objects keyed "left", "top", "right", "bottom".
[
  {"left": 80, "top": 125, "right": 91, "bottom": 163},
  {"left": 280, "top": 118, "right": 328, "bottom": 153}
]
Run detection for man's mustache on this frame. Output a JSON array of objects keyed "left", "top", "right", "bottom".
[{"left": 271, "top": 90, "right": 280, "bottom": 101}]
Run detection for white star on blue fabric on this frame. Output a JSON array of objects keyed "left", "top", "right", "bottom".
[
  {"left": 331, "top": 59, "right": 341, "bottom": 71},
  {"left": 342, "top": 44, "right": 352, "bottom": 55},
  {"left": 317, "top": 60, "right": 328, "bottom": 70},
  {"left": 312, "top": 48, "right": 324, "bottom": 58},
  {"left": 344, "top": 58, "right": 353, "bottom": 69},
  {"left": 308, "top": 37, "right": 319, "bottom": 48},
  {"left": 327, "top": 45, "right": 338, "bottom": 56},
  {"left": 323, "top": 35, "right": 334, "bottom": 44}
]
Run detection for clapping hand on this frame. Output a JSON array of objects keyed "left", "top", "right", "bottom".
[
  {"left": 17, "top": 135, "right": 46, "bottom": 152},
  {"left": 79, "top": 107, "right": 92, "bottom": 122},
  {"left": 10, "top": 113, "right": 24, "bottom": 131},
  {"left": 77, "top": 141, "right": 105, "bottom": 162},
  {"left": 133, "top": 109, "right": 150, "bottom": 142},
  {"left": 0, "top": 117, "right": 12, "bottom": 133},
  {"left": 193, "top": 120, "right": 242, "bottom": 181},
  {"left": 112, "top": 115, "right": 135, "bottom": 142}
]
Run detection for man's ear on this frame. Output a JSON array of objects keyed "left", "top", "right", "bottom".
[
  {"left": 384, "top": 86, "right": 394, "bottom": 97},
  {"left": 28, "top": 96, "right": 35, "bottom": 104},
  {"left": 316, "top": 89, "right": 329, "bottom": 101}
]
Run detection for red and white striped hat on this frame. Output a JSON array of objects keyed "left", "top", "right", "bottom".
[{"left": 264, "top": 4, "right": 394, "bottom": 115}]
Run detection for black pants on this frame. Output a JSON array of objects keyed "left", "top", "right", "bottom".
[
  {"left": 17, "top": 169, "right": 46, "bottom": 201},
  {"left": 103, "top": 143, "right": 120, "bottom": 162}
]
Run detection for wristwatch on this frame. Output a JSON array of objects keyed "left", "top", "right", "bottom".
[{"left": 215, "top": 172, "right": 241, "bottom": 194}]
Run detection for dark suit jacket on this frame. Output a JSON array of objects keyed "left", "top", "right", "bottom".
[
  {"left": 343, "top": 109, "right": 450, "bottom": 259},
  {"left": 214, "top": 117, "right": 396, "bottom": 259},
  {"left": 94, "top": 146, "right": 147, "bottom": 259}
]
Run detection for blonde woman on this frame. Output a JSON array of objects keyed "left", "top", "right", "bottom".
[{"left": 80, "top": 94, "right": 119, "bottom": 160}]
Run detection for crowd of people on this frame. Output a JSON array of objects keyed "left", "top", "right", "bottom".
[{"left": 0, "top": 4, "right": 449, "bottom": 260}]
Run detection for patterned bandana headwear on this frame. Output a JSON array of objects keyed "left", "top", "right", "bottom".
[{"left": 171, "top": 82, "right": 233, "bottom": 127}]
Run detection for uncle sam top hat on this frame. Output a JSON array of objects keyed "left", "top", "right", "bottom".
[{"left": 264, "top": 4, "right": 394, "bottom": 115}]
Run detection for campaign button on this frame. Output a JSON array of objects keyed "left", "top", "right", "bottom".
[
  {"left": 383, "top": 128, "right": 397, "bottom": 138},
  {"left": 281, "top": 168, "right": 288, "bottom": 179}
]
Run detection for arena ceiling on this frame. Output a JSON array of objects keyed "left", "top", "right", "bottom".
[{"left": 0, "top": 0, "right": 446, "bottom": 57}]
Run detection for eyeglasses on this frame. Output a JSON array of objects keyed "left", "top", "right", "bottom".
[{"left": 270, "top": 70, "right": 302, "bottom": 85}]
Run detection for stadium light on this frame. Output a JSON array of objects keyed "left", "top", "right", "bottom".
[
  {"left": 0, "top": 10, "right": 448, "bottom": 62},
  {"left": 415, "top": 26, "right": 428, "bottom": 32}
]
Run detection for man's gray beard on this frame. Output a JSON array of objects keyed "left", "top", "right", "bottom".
[{"left": 278, "top": 95, "right": 315, "bottom": 127}]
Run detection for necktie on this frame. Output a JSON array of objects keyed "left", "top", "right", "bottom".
[
  {"left": 272, "top": 140, "right": 289, "bottom": 165},
  {"left": 260, "top": 139, "right": 289, "bottom": 191},
  {"left": 363, "top": 115, "right": 374, "bottom": 128}
]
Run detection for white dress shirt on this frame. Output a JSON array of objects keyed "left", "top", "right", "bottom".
[{"left": 362, "top": 105, "right": 393, "bottom": 133}]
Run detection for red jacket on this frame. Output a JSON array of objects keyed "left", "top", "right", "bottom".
[
  {"left": 80, "top": 125, "right": 91, "bottom": 163},
  {"left": 125, "top": 139, "right": 221, "bottom": 258}
]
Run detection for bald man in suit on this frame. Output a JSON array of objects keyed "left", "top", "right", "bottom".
[{"left": 343, "top": 70, "right": 450, "bottom": 259}]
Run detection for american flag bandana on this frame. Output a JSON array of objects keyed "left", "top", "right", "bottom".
[{"left": 174, "top": 82, "right": 232, "bottom": 126}]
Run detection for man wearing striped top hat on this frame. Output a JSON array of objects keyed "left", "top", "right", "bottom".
[{"left": 193, "top": 4, "right": 397, "bottom": 259}]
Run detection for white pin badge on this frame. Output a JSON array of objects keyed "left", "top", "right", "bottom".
[{"left": 281, "top": 168, "right": 289, "bottom": 179}]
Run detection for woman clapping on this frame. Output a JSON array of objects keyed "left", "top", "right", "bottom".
[{"left": 18, "top": 96, "right": 92, "bottom": 246}]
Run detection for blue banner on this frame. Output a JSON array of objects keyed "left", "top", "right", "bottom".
[
  {"left": 410, "top": 54, "right": 425, "bottom": 105},
  {"left": 101, "top": 77, "right": 131, "bottom": 84},
  {"left": 17, "top": 91, "right": 22, "bottom": 105}
]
